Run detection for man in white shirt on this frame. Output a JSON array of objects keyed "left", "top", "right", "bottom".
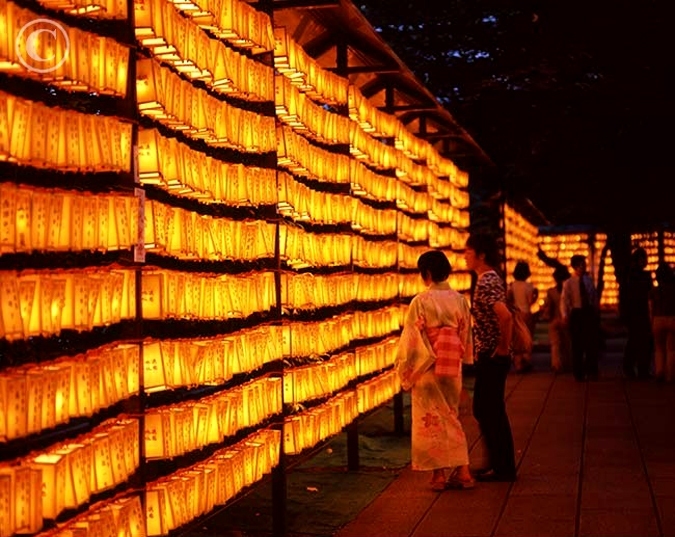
[{"left": 560, "top": 254, "right": 600, "bottom": 381}]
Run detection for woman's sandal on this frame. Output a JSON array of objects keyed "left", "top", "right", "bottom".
[
  {"left": 445, "top": 469, "right": 475, "bottom": 490},
  {"left": 430, "top": 472, "right": 447, "bottom": 491}
]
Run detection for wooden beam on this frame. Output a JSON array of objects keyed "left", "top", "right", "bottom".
[
  {"left": 418, "top": 132, "right": 466, "bottom": 140},
  {"left": 252, "top": 0, "right": 339, "bottom": 10},
  {"left": 379, "top": 103, "right": 437, "bottom": 113},
  {"left": 326, "top": 65, "right": 400, "bottom": 75},
  {"left": 303, "top": 33, "right": 335, "bottom": 59}
]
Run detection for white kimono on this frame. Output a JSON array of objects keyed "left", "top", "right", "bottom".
[{"left": 395, "top": 282, "right": 474, "bottom": 471}]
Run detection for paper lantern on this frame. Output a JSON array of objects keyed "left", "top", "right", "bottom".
[
  {"left": 91, "top": 431, "right": 114, "bottom": 492},
  {"left": 31, "top": 453, "right": 67, "bottom": 520},
  {"left": 136, "top": 59, "right": 163, "bottom": 113},
  {"left": 53, "top": 444, "right": 87, "bottom": 510},
  {"left": 0, "top": 466, "right": 42, "bottom": 535}
]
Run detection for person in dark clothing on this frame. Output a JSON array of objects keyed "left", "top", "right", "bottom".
[
  {"left": 464, "top": 232, "right": 517, "bottom": 482},
  {"left": 560, "top": 255, "right": 601, "bottom": 381},
  {"left": 622, "top": 248, "right": 654, "bottom": 379}
]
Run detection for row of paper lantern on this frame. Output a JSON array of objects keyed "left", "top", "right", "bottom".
[
  {"left": 665, "top": 232, "right": 675, "bottom": 263},
  {"left": 0, "top": 183, "right": 139, "bottom": 254},
  {"left": 137, "top": 92, "right": 466, "bottom": 221},
  {"left": 351, "top": 160, "right": 469, "bottom": 215},
  {"left": 272, "top": 26, "right": 469, "bottom": 187},
  {"left": 503, "top": 204, "right": 540, "bottom": 288},
  {"left": 284, "top": 391, "right": 357, "bottom": 455},
  {"left": 277, "top": 125, "right": 351, "bottom": 184},
  {"left": 145, "top": 205, "right": 431, "bottom": 268},
  {"left": 37, "top": 0, "right": 129, "bottom": 19},
  {"left": 348, "top": 84, "right": 424, "bottom": 155},
  {"left": 135, "top": 0, "right": 274, "bottom": 101},
  {"left": 142, "top": 304, "right": 401, "bottom": 394},
  {"left": 138, "top": 128, "right": 278, "bottom": 206},
  {"left": 277, "top": 78, "right": 466, "bottom": 203},
  {"left": 145, "top": 376, "right": 282, "bottom": 460},
  {"left": 278, "top": 171, "right": 350, "bottom": 224},
  {"left": 594, "top": 233, "right": 618, "bottom": 306},
  {"left": 283, "top": 335, "right": 398, "bottom": 405},
  {"left": 145, "top": 200, "right": 277, "bottom": 261},
  {"left": 0, "top": 366, "right": 402, "bottom": 535},
  {"left": 504, "top": 204, "right": 539, "bottom": 243},
  {"left": 143, "top": 325, "right": 283, "bottom": 392},
  {"left": 136, "top": 58, "right": 276, "bottom": 153},
  {"left": 143, "top": 269, "right": 430, "bottom": 320},
  {"left": 276, "top": 74, "right": 351, "bottom": 146},
  {"left": 351, "top": 204, "right": 396, "bottom": 240},
  {"left": 0, "top": 91, "right": 132, "bottom": 173},
  {"left": 0, "top": 267, "right": 473, "bottom": 341},
  {"left": 0, "top": 343, "right": 138, "bottom": 442},
  {"left": 138, "top": 130, "right": 470, "bottom": 235},
  {"left": 355, "top": 369, "right": 400, "bottom": 414},
  {"left": 280, "top": 306, "right": 400, "bottom": 359},
  {"left": 534, "top": 233, "right": 593, "bottom": 307},
  {"left": 279, "top": 180, "right": 397, "bottom": 235},
  {"left": 0, "top": 1, "right": 129, "bottom": 95},
  {"left": 141, "top": 269, "right": 275, "bottom": 320},
  {"left": 274, "top": 44, "right": 466, "bottom": 208},
  {"left": 273, "top": 27, "right": 348, "bottom": 107},
  {"left": 347, "top": 86, "right": 442, "bottom": 177},
  {"left": 168, "top": 0, "right": 275, "bottom": 55},
  {"left": 354, "top": 337, "right": 399, "bottom": 377},
  {"left": 280, "top": 272, "right": 472, "bottom": 312},
  {"left": 631, "top": 233, "right": 660, "bottom": 272},
  {"left": 630, "top": 231, "right": 675, "bottom": 271},
  {"left": 0, "top": 181, "right": 467, "bottom": 260},
  {"left": 127, "top": 269, "right": 466, "bottom": 314},
  {"left": 399, "top": 211, "right": 469, "bottom": 243},
  {"left": 36, "top": 418, "right": 139, "bottom": 519},
  {"left": 283, "top": 368, "right": 400, "bottom": 455},
  {"left": 34, "top": 495, "right": 145, "bottom": 537},
  {"left": 284, "top": 353, "right": 355, "bottom": 405},
  {"left": 0, "top": 416, "right": 139, "bottom": 533},
  {"left": 280, "top": 272, "right": 399, "bottom": 311},
  {"left": 346, "top": 85, "right": 469, "bottom": 186},
  {"left": 349, "top": 124, "right": 403, "bottom": 174},
  {"left": 398, "top": 271, "right": 473, "bottom": 298},
  {"left": 0, "top": 268, "right": 135, "bottom": 341},
  {"left": 538, "top": 232, "right": 619, "bottom": 308},
  {"left": 284, "top": 340, "right": 396, "bottom": 408},
  {"left": 145, "top": 429, "right": 280, "bottom": 536}
]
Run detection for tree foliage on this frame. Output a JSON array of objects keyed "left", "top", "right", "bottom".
[{"left": 358, "top": 0, "right": 673, "bottom": 230}]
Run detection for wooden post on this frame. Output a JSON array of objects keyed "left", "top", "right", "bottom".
[{"left": 346, "top": 421, "right": 360, "bottom": 471}]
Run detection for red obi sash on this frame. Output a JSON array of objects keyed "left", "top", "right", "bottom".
[{"left": 426, "top": 326, "right": 463, "bottom": 378}]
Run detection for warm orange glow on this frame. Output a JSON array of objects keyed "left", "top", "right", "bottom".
[{"left": 0, "top": 4, "right": 129, "bottom": 93}]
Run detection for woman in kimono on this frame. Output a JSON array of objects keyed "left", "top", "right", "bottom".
[{"left": 395, "top": 250, "right": 475, "bottom": 491}]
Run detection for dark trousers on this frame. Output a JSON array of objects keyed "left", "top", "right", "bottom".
[
  {"left": 623, "top": 319, "right": 653, "bottom": 377},
  {"left": 472, "top": 353, "right": 516, "bottom": 477},
  {"left": 569, "top": 308, "right": 600, "bottom": 380}
]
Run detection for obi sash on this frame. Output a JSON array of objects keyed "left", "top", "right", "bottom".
[{"left": 426, "top": 326, "right": 463, "bottom": 378}]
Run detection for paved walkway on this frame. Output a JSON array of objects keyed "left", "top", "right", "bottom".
[{"left": 336, "top": 324, "right": 675, "bottom": 537}]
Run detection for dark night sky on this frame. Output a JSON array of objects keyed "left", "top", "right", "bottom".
[{"left": 358, "top": 0, "right": 675, "bottom": 231}]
